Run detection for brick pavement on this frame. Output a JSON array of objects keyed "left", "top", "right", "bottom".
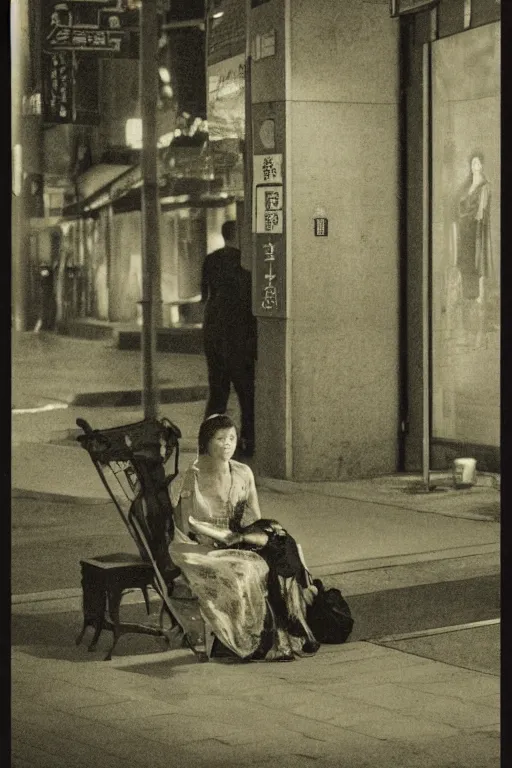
[{"left": 11, "top": 637, "right": 500, "bottom": 768}]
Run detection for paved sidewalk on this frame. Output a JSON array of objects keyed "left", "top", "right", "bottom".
[
  {"left": 12, "top": 633, "right": 500, "bottom": 768},
  {"left": 11, "top": 436, "right": 500, "bottom": 573},
  {"left": 11, "top": 330, "right": 501, "bottom": 584},
  {"left": 11, "top": 331, "right": 501, "bottom": 766},
  {"left": 12, "top": 330, "right": 207, "bottom": 409}
]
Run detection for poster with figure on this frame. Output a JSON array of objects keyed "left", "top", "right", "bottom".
[
  {"left": 453, "top": 153, "right": 495, "bottom": 302},
  {"left": 431, "top": 23, "right": 500, "bottom": 447}
]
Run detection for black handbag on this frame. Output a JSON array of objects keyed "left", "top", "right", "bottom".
[{"left": 306, "top": 577, "right": 354, "bottom": 644}]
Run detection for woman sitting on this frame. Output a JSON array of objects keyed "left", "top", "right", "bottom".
[{"left": 169, "top": 414, "right": 320, "bottom": 662}]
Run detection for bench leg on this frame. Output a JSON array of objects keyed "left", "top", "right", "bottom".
[
  {"left": 104, "top": 629, "right": 120, "bottom": 661},
  {"left": 75, "top": 621, "right": 88, "bottom": 646},
  {"left": 142, "top": 585, "right": 151, "bottom": 615},
  {"left": 104, "top": 586, "right": 123, "bottom": 660},
  {"left": 88, "top": 621, "right": 103, "bottom": 651}
]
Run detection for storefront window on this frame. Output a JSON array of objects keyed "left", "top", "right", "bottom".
[{"left": 431, "top": 22, "right": 500, "bottom": 447}]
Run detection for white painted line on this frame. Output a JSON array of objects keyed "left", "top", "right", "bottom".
[
  {"left": 12, "top": 588, "right": 82, "bottom": 604},
  {"left": 376, "top": 618, "right": 500, "bottom": 644},
  {"left": 12, "top": 586, "right": 161, "bottom": 605},
  {"left": 313, "top": 543, "right": 500, "bottom": 576},
  {"left": 12, "top": 403, "right": 69, "bottom": 414}
]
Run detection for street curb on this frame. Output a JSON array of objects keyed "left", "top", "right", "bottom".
[
  {"left": 12, "top": 544, "right": 499, "bottom": 606},
  {"left": 12, "top": 566, "right": 500, "bottom": 619},
  {"left": 310, "top": 542, "right": 500, "bottom": 576},
  {"left": 49, "top": 430, "right": 198, "bottom": 453},
  {"left": 11, "top": 451, "right": 200, "bottom": 504},
  {"left": 71, "top": 385, "right": 208, "bottom": 408},
  {"left": 12, "top": 483, "right": 500, "bottom": 521},
  {"left": 255, "top": 475, "right": 500, "bottom": 523},
  {"left": 11, "top": 488, "right": 112, "bottom": 505}
]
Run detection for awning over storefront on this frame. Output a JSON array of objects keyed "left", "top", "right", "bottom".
[
  {"left": 63, "top": 163, "right": 230, "bottom": 217},
  {"left": 77, "top": 163, "right": 133, "bottom": 202},
  {"left": 62, "top": 164, "right": 141, "bottom": 216}
]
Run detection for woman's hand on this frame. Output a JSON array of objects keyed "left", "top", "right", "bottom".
[
  {"left": 302, "top": 584, "right": 318, "bottom": 606},
  {"left": 188, "top": 516, "right": 242, "bottom": 546}
]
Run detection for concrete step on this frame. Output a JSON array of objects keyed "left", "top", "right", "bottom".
[
  {"left": 58, "top": 318, "right": 120, "bottom": 341},
  {"left": 59, "top": 318, "right": 204, "bottom": 355},
  {"left": 71, "top": 384, "right": 208, "bottom": 408},
  {"left": 117, "top": 326, "right": 203, "bottom": 355}
]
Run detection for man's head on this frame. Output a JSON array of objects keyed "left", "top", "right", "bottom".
[{"left": 221, "top": 220, "right": 238, "bottom": 247}]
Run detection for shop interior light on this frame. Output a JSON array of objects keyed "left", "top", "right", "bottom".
[
  {"left": 125, "top": 118, "right": 142, "bottom": 148},
  {"left": 158, "top": 66, "right": 171, "bottom": 83},
  {"left": 212, "top": 10, "right": 224, "bottom": 18}
]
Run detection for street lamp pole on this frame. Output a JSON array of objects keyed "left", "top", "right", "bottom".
[{"left": 140, "top": 0, "right": 161, "bottom": 420}]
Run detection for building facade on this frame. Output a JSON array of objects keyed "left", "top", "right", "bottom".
[
  {"left": 12, "top": 0, "right": 500, "bottom": 481},
  {"left": 13, "top": 0, "right": 237, "bottom": 332},
  {"left": 207, "top": 0, "right": 500, "bottom": 480}
]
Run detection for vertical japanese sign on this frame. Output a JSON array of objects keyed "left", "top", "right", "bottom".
[
  {"left": 41, "top": 0, "right": 136, "bottom": 124},
  {"left": 253, "top": 153, "right": 286, "bottom": 317},
  {"left": 42, "top": 51, "right": 74, "bottom": 123},
  {"left": 253, "top": 153, "right": 283, "bottom": 233}
]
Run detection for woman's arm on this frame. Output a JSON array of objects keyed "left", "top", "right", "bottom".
[
  {"left": 170, "top": 471, "right": 195, "bottom": 537},
  {"left": 189, "top": 515, "right": 269, "bottom": 549},
  {"left": 476, "top": 184, "right": 490, "bottom": 221},
  {"left": 244, "top": 465, "right": 261, "bottom": 521}
]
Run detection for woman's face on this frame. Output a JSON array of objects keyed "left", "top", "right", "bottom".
[
  {"left": 208, "top": 427, "right": 237, "bottom": 461},
  {"left": 471, "top": 156, "right": 483, "bottom": 173}
]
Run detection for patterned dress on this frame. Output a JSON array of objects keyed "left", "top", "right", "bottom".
[{"left": 169, "top": 460, "right": 319, "bottom": 661}]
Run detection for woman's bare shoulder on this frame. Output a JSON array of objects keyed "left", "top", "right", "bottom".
[
  {"left": 230, "top": 459, "right": 254, "bottom": 478},
  {"left": 230, "top": 458, "right": 251, "bottom": 471}
]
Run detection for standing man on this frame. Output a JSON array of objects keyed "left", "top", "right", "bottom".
[{"left": 201, "top": 220, "right": 256, "bottom": 456}]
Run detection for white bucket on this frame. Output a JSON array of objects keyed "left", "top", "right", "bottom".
[{"left": 453, "top": 458, "right": 477, "bottom": 488}]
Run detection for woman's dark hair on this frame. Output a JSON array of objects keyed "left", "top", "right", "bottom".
[
  {"left": 468, "top": 151, "right": 484, "bottom": 168},
  {"left": 198, "top": 414, "right": 238, "bottom": 455}
]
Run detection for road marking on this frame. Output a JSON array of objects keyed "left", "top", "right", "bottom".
[
  {"left": 12, "top": 588, "right": 83, "bottom": 604},
  {"left": 375, "top": 618, "right": 500, "bottom": 643},
  {"left": 12, "top": 403, "right": 69, "bottom": 414},
  {"left": 12, "top": 586, "right": 162, "bottom": 604}
]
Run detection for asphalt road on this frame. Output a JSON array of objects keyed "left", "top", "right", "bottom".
[
  {"left": 377, "top": 623, "right": 500, "bottom": 676},
  {"left": 11, "top": 585, "right": 500, "bottom": 673},
  {"left": 12, "top": 490, "right": 500, "bottom": 671},
  {"left": 11, "top": 496, "right": 138, "bottom": 594}
]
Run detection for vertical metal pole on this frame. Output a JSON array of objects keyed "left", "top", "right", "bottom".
[
  {"left": 421, "top": 43, "right": 432, "bottom": 491},
  {"left": 140, "top": 0, "right": 161, "bottom": 420},
  {"left": 245, "top": 0, "right": 254, "bottom": 301},
  {"left": 204, "top": 1, "right": 210, "bottom": 109}
]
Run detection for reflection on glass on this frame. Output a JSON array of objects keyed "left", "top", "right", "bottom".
[{"left": 432, "top": 24, "right": 500, "bottom": 447}]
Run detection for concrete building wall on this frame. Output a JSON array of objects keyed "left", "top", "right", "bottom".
[
  {"left": 287, "top": 0, "right": 400, "bottom": 479},
  {"left": 251, "top": 0, "right": 400, "bottom": 480}
]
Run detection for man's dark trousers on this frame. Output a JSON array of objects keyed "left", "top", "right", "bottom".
[{"left": 204, "top": 334, "right": 255, "bottom": 449}]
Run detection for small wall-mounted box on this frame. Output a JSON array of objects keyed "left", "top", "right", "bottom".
[{"left": 314, "top": 217, "right": 328, "bottom": 237}]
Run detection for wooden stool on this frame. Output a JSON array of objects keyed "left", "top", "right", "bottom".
[{"left": 75, "top": 553, "right": 170, "bottom": 660}]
